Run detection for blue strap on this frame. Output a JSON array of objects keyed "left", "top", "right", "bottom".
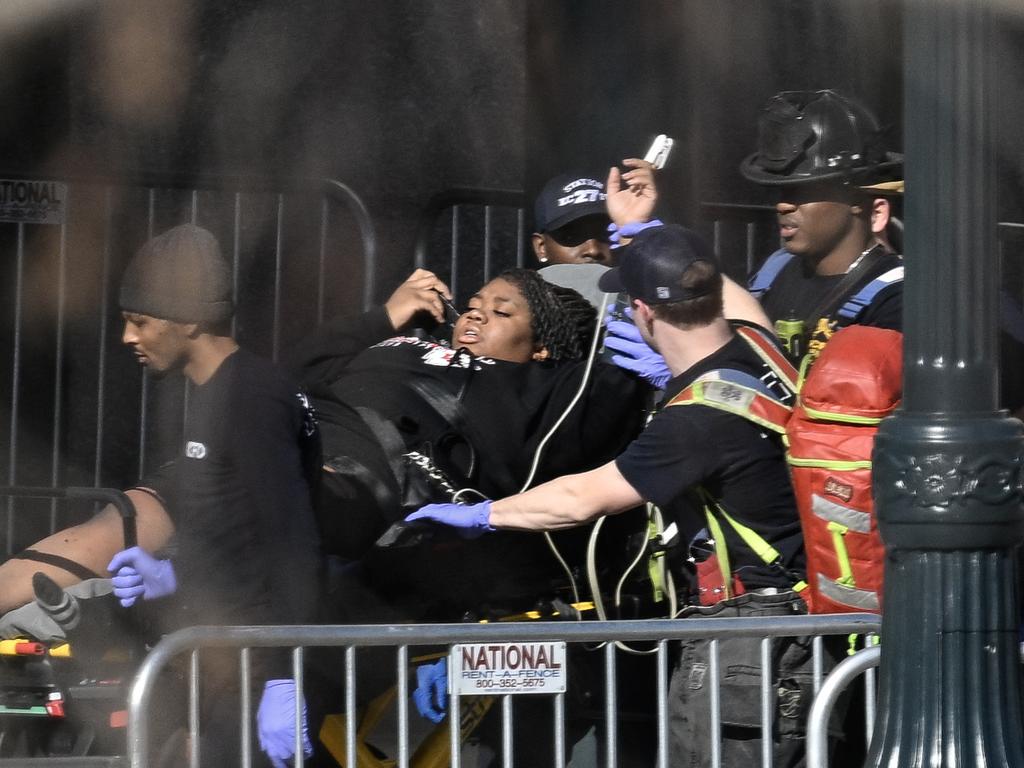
[
  {"left": 748, "top": 249, "right": 794, "bottom": 297},
  {"left": 836, "top": 265, "right": 904, "bottom": 320}
]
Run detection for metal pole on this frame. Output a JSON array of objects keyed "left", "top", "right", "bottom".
[{"left": 868, "top": 1, "right": 1024, "bottom": 765}]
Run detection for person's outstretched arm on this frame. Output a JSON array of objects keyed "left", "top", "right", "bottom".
[
  {"left": 723, "top": 275, "right": 773, "bottom": 331},
  {"left": 408, "top": 459, "right": 645, "bottom": 535}
]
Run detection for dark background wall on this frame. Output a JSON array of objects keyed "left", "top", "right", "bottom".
[
  {"left": 5, "top": 0, "right": 1023, "bottom": 267},
  {"left": 0, "top": 0, "right": 1022, "bottom": 518},
  {"left": 2, "top": 0, "right": 528, "bottom": 294},
  {"left": 0, "top": 0, "right": 912, "bottom": 273}
]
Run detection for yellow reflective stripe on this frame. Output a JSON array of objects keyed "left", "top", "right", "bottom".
[
  {"left": 494, "top": 601, "right": 596, "bottom": 622},
  {"left": 827, "top": 521, "right": 855, "bottom": 585},
  {"left": 787, "top": 456, "right": 873, "bottom": 471},
  {"left": 801, "top": 405, "right": 885, "bottom": 425}
]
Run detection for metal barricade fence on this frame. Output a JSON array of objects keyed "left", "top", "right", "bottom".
[
  {"left": 413, "top": 188, "right": 527, "bottom": 306},
  {"left": 409, "top": 193, "right": 773, "bottom": 306},
  {"left": 807, "top": 646, "right": 881, "bottom": 768},
  {"left": 699, "top": 202, "right": 778, "bottom": 279},
  {"left": 0, "top": 172, "right": 375, "bottom": 557},
  {"left": 126, "top": 614, "right": 882, "bottom": 768}
]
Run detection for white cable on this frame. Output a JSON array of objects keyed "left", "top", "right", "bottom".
[
  {"left": 520, "top": 292, "right": 611, "bottom": 492},
  {"left": 525, "top": 293, "right": 612, "bottom": 618},
  {"left": 586, "top": 503, "right": 677, "bottom": 656}
]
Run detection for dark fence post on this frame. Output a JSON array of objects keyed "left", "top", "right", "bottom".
[{"left": 868, "top": 0, "right": 1024, "bottom": 765}]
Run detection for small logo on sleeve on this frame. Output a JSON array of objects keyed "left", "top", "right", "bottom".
[{"left": 185, "top": 441, "right": 207, "bottom": 459}]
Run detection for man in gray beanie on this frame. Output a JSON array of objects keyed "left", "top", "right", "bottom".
[
  {"left": 118, "top": 223, "right": 236, "bottom": 378},
  {"left": 111, "top": 223, "right": 324, "bottom": 767},
  {"left": 119, "top": 223, "right": 234, "bottom": 328}
]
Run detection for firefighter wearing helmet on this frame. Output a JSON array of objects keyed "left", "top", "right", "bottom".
[{"left": 744, "top": 89, "right": 904, "bottom": 367}]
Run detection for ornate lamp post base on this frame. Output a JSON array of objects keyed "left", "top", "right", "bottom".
[{"left": 869, "top": 414, "right": 1024, "bottom": 766}]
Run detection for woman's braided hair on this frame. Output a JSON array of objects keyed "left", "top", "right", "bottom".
[{"left": 498, "top": 268, "right": 597, "bottom": 362}]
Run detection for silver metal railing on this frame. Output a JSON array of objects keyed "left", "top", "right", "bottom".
[
  {"left": 806, "top": 645, "right": 881, "bottom": 768},
  {"left": 413, "top": 187, "right": 527, "bottom": 305},
  {"left": 126, "top": 614, "right": 882, "bottom": 768}
]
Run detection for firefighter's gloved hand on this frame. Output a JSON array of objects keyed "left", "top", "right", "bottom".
[
  {"left": 413, "top": 658, "right": 448, "bottom": 723},
  {"left": 405, "top": 501, "right": 494, "bottom": 539},
  {"left": 603, "top": 307, "right": 671, "bottom": 389},
  {"left": 107, "top": 546, "right": 177, "bottom": 607},
  {"left": 257, "top": 679, "right": 313, "bottom": 768}
]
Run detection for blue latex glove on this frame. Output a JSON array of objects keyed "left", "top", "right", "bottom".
[
  {"left": 257, "top": 679, "right": 313, "bottom": 768},
  {"left": 107, "top": 546, "right": 177, "bottom": 607},
  {"left": 603, "top": 307, "right": 672, "bottom": 389},
  {"left": 413, "top": 658, "right": 448, "bottom": 723},
  {"left": 404, "top": 501, "right": 494, "bottom": 539},
  {"left": 607, "top": 218, "right": 664, "bottom": 248}
]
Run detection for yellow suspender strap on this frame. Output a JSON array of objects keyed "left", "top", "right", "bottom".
[{"left": 701, "top": 489, "right": 808, "bottom": 594}]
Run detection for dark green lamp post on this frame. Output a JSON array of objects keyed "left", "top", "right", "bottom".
[{"left": 868, "top": 0, "right": 1024, "bottom": 765}]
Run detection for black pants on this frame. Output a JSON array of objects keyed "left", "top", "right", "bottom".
[{"left": 668, "top": 591, "right": 851, "bottom": 768}]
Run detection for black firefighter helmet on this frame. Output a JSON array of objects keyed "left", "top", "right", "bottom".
[{"left": 740, "top": 89, "right": 902, "bottom": 187}]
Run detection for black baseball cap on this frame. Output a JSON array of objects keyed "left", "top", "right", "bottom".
[
  {"left": 597, "top": 224, "right": 719, "bottom": 303},
  {"left": 533, "top": 172, "right": 608, "bottom": 232}
]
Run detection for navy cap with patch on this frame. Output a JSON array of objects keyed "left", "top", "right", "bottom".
[
  {"left": 533, "top": 172, "right": 608, "bottom": 232},
  {"left": 597, "top": 224, "right": 719, "bottom": 303}
]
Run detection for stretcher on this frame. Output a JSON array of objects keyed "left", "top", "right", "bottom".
[{"left": 0, "top": 486, "right": 138, "bottom": 764}]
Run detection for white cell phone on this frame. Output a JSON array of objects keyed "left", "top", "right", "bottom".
[{"left": 643, "top": 134, "right": 674, "bottom": 169}]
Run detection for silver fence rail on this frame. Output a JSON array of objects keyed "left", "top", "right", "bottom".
[
  {"left": 413, "top": 188, "right": 527, "bottom": 306},
  {"left": 807, "top": 646, "right": 881, "bottom": 768},
  {"left": 126, "top": 613, "right": 882, "bottom": 768},
  {"left": 0, "top": 172, "right": 374, "bottom": 556}
]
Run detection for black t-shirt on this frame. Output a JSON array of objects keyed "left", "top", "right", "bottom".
[
  {"left": 615, "top": 325, "right": 805, "bottom": 590},
  {"left": 757, "top": 249, "right": 903, "bottom": 362},
  {"left": 147, "top": 349, "right": 322, "bottom": 639}
]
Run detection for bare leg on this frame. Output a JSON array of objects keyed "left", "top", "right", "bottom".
[{"left": 0, "top": 489, "right": 174, "bottom": 614}]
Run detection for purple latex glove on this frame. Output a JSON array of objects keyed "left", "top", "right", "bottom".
[
  {"left": 257, "top": 679, "right": 313, "bottom": 768},
  {"left": 413, "top": 658, "right": 448, "bottom": 723},
  {"left": 603, "top": 307, "right": 672, "bottom": 389},
  {"left": 607, "top": 218, "right": 664, "bottom": 248},
  {"left": 107, "top": 546, "right": 177, "bottom": 607},
  {"left": 404, "top": 501, "right": 494, "bottom": 539}
]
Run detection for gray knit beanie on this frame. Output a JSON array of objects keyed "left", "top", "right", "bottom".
[{"left": 119, "top": 224, "right": 234, "bottom": 324}]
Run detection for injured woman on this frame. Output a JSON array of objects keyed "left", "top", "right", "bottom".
[{"left": 0, "top": 265, "right": 651, "bottom": 622}]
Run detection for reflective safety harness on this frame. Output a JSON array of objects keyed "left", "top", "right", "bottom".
[{"left": 665, "top": 325, "right": 807, "bottom": 604}]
